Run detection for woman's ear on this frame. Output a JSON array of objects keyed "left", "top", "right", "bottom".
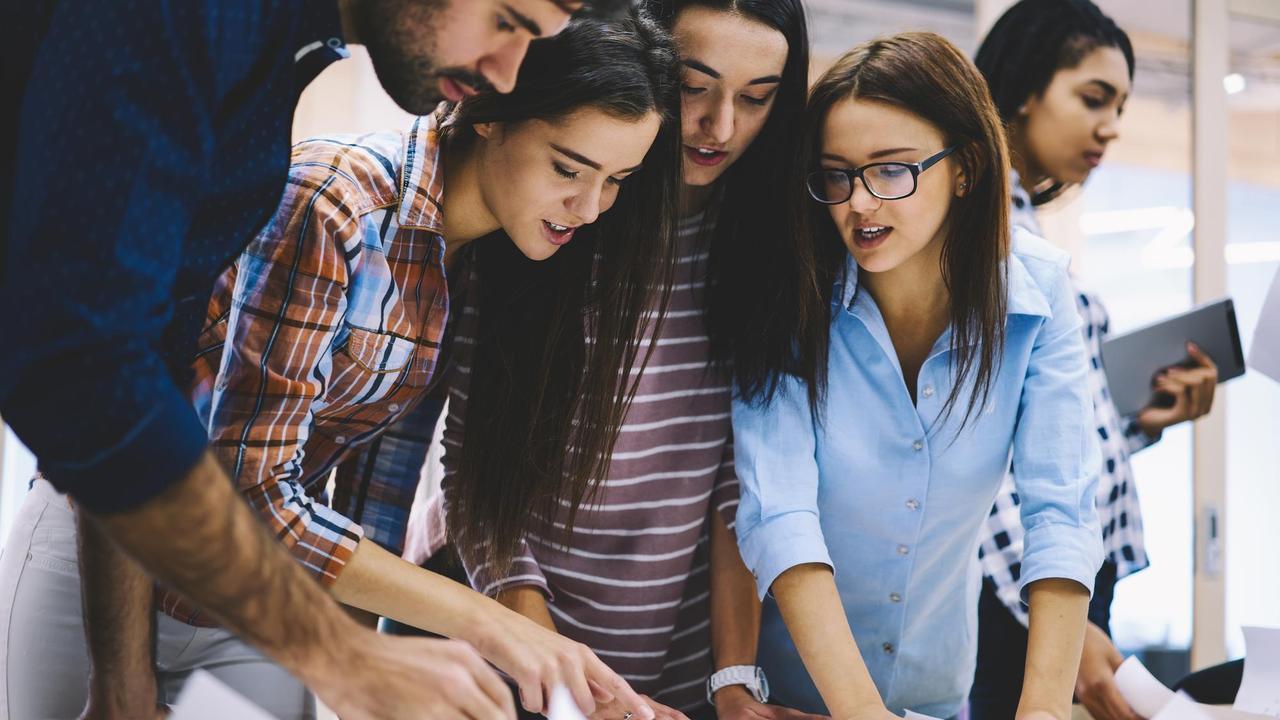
[{"left": 473, "top": 122, "right": 502, "bottom": 141}]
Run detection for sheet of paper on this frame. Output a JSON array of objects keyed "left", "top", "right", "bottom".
[
  {"left": 903, "top": 711, "right": 943, "bottom": 719},
  {"left": 1153, "top": 692, "right": 1215, "bottom": 720},
  {"left": 1234, "top": 626, "right": 1280, "bottom": 716},
  {"left": 547, "top": 684, "right": 588, "bottom": 720},
  {"left": 169, "top": 670, "right": 278, "bottom": 720},
  {"left": 1116, "top": 655, "right": 1177, "bottom": 718},
  {"left": 1249, "top": 267, "right": 1280, "bottom": 383}
]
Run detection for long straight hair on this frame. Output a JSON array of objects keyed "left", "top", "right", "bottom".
[
  {"left": 975, "top": 0, "right": 1135, "bottom": 205},
  {"left": 652, "top": 0, "right": 826, "bottom": 412},
  {"left": 444, "top": 9, "right": 683, "bottom": 573},
  {"left": 802, "top": 32, "right": 1012, "bottom": 427}
]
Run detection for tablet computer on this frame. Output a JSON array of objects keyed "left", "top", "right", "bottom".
[{"left": 1100, "top": 298, "right": 1245, "bottom": 417}]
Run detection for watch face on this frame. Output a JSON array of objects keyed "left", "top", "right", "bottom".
[{"left": 754, "top": 667, "right": 770, "bottom": 703}]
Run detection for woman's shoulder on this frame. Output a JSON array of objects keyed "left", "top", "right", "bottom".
[
  {"left": 1007, "top": 227, "right": 1072, "bottom": 318},
  {"left": 287, "top": 131, "right": 406, "bottom": 213}
]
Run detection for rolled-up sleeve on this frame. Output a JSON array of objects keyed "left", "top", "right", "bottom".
[
  {"left": 732, "top": 376, "right": 832, "bottom": 600},
  {"left": 1013, "top": 264, "right": 1104, "bottom": 602},
  {"left": 1, "top": 2, "right": 216, "bottom": 513}
]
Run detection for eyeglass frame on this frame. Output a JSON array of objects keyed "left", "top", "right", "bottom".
[{"left": 805, "top": 145, "right": 959, "bottom": 204}]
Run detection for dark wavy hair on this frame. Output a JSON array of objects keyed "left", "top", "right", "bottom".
[
  {"left": 975, "top": 0, "right": 1134, "bottom": 205},
  {"left": 802, "top": 32, "right": 1012, "bottom": 428},
  {"left": 443, "top": 8, "right": 682, "bottom": 573},
  {"left": 650, "top": 0, "right": 824, "bottom": 412}
]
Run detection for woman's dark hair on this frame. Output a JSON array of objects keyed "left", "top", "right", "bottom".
[
  {"left": 650, "top": 0, "right": 825, "bottom": 412},
  {"left": 443, "top": 9, "right": 682, "bottom": 573},
  {"left": 802, "top": 32, "right": 1011, "bottom": 427},
  {"left": 975, "top": 0, "right": 1135, "bottom": 205}
]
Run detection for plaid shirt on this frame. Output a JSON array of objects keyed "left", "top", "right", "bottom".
[
  {"left": 977, "top": 174, "right": 1157, "bottom": 625},
  {"left": 160, "top": 110, "right": 456, "bottom": 625}
]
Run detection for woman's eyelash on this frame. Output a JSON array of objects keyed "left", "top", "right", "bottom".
[
  {"left": 743, "top": 95, "right": 770, "bottom": 106},
  {"left": 1082, "top": 95, "right": 1106, "bottom": 109},
  {"left": 681, "top": 84, "right": 706, "bottom": 95},
  {"left": 554, "top": 163, "right": 578, "bottom": 180},
  {"left": 496, "top": 15, "right": 516, "bottom": 33}
]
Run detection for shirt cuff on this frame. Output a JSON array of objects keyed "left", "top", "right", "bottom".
[
  {"left": 1018, "top": 521, "right": 1104, "bottom": 604},
  {"left": 740, "top": 509, "right": 833, "bottom": 600},
  {"left": 40, "top": 384, "right": 208, "bottom": 515}
]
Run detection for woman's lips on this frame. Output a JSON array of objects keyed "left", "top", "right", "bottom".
[
  {"left": 541, "top": 220, "right": 577, "bottom": 246},
  {"left": 1083, "top": 151, "right": 1103, "bottom": 168},
  {"left": 684, "top": 145, "right": 728, "bottom": 167},
  {"left": 851, "top": 226, "right": 892, "bottom": 250}
]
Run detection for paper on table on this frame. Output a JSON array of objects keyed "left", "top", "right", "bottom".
[
  {"left": 903, "top": 712, "right": 943, "bottom": 720},
  {"left": 1116, "top": 655, "right": 1177, "bottom": 718},
  {"left": 548, "top": 684, "right": 589, "bottom": 720},
  {"left": 1234, "top": 626, "right": 1280, "bottom": 716},
  {"left": 1152, "top": 692, "right": 1215, "bottom": 720},
  {"left": 169, "top": 670, "right": 278, "bottom": 720},
  {"left": 1249, "top": 267, "right": 1280, "bottom": 383}
]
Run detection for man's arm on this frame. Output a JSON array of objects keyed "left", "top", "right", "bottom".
[
  {"left": 76, "top": 510, "right": 164, "bottom": 720},
  {"left": 92, "top": 451, "right": 516, "bottom": 720}
]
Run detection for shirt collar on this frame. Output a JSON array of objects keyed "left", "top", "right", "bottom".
[
  {"left": 396, "top": 103, "right": 452, "bottom": 232},
  {"left": 833, "top": 229, "right": 1053, "bottom": 322}
]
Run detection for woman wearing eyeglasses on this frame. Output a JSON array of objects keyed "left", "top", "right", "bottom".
[{"left": 728, "top": 32, "right": 1103, "bottom": 720}]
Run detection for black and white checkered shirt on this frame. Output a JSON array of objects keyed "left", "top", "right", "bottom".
[{"left": 977, "top": 175, "right": 1158, "bottom": 625}]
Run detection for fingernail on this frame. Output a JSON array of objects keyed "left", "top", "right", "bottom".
[{"left": 1188, "top": 341, "right": 1199, "bottom": 351}]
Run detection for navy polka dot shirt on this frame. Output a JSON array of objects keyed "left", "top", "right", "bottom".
[{"left": 1, "top": 0, "right": 347, "bottom": 512}]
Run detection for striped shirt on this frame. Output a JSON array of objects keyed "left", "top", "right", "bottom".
[
  {"left": 439, "top": 214, "right": 737, "bottom": 713},
  {"left": 160, "top": 110, "right": 457, "bottom": 625},
  {"left": 977, "top": 173, "right": 1157, "bottom": 625}
]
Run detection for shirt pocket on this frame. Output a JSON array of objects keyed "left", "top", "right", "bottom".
[{"left": 343, "top": 327, "right": 416, "bottom": 375}]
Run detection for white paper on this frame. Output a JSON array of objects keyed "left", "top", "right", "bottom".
[
  {"left": 1153, "top": 692, "right": 1216, "bottom": 720},
  {"left": 1234, "top": 626, "right": 1280, "bottom": 716},
  {"left": 169, "top": 670, "right": 278, "bottom": 720},
  {"left": 903, "top": 712, "right": 943, "bottom": 720},
  {"left": 547, "top": 684, "right": 588, "bottom": 720},
  {"left": 1249, "top": 267, "right": 1280, "bottom": 383},
  {"left": 1116, "top": 655, "right": 1177, "bottom": 718}
]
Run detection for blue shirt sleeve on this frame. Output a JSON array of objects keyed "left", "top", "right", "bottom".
[
  {"left": 732, "top": 377, "right": 833, "bottom": 600},
  {"left": 0, "top": 2, "right": 217, "bottom": 513},
  {"left": 1012, "top": 261, "right": 1105, "bottom": 602}
]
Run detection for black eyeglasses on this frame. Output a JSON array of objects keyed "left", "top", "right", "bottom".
[{"left": 806, "top": 146, "right": 958, "bottom": 204}]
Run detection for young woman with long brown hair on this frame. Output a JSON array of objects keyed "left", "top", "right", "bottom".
[{"left": 730, "top": 32, "right": 1104, "bottom": 719}]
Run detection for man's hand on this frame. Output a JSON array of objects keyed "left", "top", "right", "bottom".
[
  {"left": 1074, "top": 623, "right": 1139, "bottom": 720},
  {"left": 314, "top": 634, "right": 514, "bottom": 720},
  {"left": 713, "top": 687, "right": 828, "bottom": 720},
  {"left": 1136, "top": 342, "right": 1218, "bottom": 438},
  {"left": 79, "top": 701, "right": 168, "bottom": 720}
]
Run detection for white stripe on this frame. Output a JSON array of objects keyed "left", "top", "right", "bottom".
[
  {"left": 547, "top": 605, "right": 676, "bottom": 636},
  {"left": 677, "top": 252, "right": 710, "bottom": 264},
  {"left": 594, "top": 648, "right": 668, "bottom": 659},
  {"left": 662, "top": 647, "right": 710, "bottom": 668},
  {"left": 627, "top": 361, "right": 710, "bottom": 376},
  {"left": 659, "top": 309, "right": 705, "bottom": 319},
  {"left": 479, "top": 574, "right": 547, "bottom": 597},
  {"left": 602, "top": 464, "right": 722, "bottom": 488},
  {"left": 653, "top": 335, "right": 710, "bottom": 347},
  {"left": 619, "top": 413, "right": 729, "bottom": 432},
  {"left": 653, "top": 677, "right": 705, "bottom": 698},
  {"left": 670, "top": 618, "right": 710, "bottom": 641},
  {"left": 556, "top": 588, "right": 686, "bottom": 612},
  {"left": 612, "top": 439, "right": 724, "bottom": 461},
  {"left": 566, "top": 488, "right": 712, "bottom": 512},
  {"left": 631, "top": 387, "right": 730, "bottom": 404},
  {"left": 540, "top": 563, "right": 692, "bottom": 588},
  {"left": 549, "top": 517, "right": 706, "bottom": 536},
  {"left": 678, "top": 590, "right": 710, "bottom": 611},
  {"left": 528, "top": 536, "right": 698, "bottom": 563}
]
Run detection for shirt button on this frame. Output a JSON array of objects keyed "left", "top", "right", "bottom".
[
  {"left": 334, "top": 435, "right": 347, "bottom": 445},
  {"left": 883, "top": 642, "right": 894, "bottom": 654},
  {"left": 922, "top": 385, "right": 935, "bottom": 398},
  {"left": 897, "top": 544, "right": 910, "bottom": 555},
  {"left": 906, "top": 499, "right": 920, "bottom": 511},
  {"left": 388, "top": 403, "right": 401, "bottom": 413},
  {"left": 327, "top": 37, "right": 343, "bottom": 48},
  {"left": 215, "top": 377, "right": 228, "bottom": 391},
  {"left": 912, "top": 440, "right": 924, "bottom": 452},
  {"left": 890, "top": 592, "right": 902, "bottom": 603}
]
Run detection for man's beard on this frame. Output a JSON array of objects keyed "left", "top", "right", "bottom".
[{"left": 355, "top": 0, "right": 489, "bottom": 114}]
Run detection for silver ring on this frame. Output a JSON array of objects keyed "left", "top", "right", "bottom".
[{"left": 623, "top": 712, "right": 634, "bottom": 720}]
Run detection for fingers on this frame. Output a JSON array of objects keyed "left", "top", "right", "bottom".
[
  {"left": 588, "top": 678, "right": 616, "bottom": 705},
  {"left": 587, "top": 653, "right": 653, "bottom": 720},
  {"left": 767, "top": 706, "right": 829, "bottom": 720},
  {"left": 1098, "top": 681, "right": 1142, "bottom": 720},
  {"left": 648, "top": 699, "right": 689, "bottom": 720},
  {"left": 1186, "top": 341, "right": 1217, "bottom": 373},
  {"left": 564, "top": 655, "right": 598, "bottom": 718},
  {"left": 451, "top": 643, "right": 516, "bottom": 720},
  {"left": 516, "top": 676, "right": 546, "bottom": 716}
]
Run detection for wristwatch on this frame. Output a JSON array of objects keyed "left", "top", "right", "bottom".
[{"left": 706, "top": 665, "right": 769, "bottom": 705}]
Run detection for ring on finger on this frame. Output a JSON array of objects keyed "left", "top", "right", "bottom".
[{"left": 623, "top": 712, "right": 634, "bottom": 720}]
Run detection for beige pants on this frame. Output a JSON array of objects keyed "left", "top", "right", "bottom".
[{"left": 0, "top": 480, "right": 315, "bottom": 719}]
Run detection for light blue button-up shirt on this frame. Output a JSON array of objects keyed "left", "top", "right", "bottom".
[{"left": 733, "top": 229, "right": 1103, "bottom": 718}]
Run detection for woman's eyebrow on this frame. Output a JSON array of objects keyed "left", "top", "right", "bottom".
[
  {"left": 1084, "top": 79, "right": 1120, "bottom": 97},
  {"left": 681, "top": 58, "right": 720, "bottom": 79}
]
